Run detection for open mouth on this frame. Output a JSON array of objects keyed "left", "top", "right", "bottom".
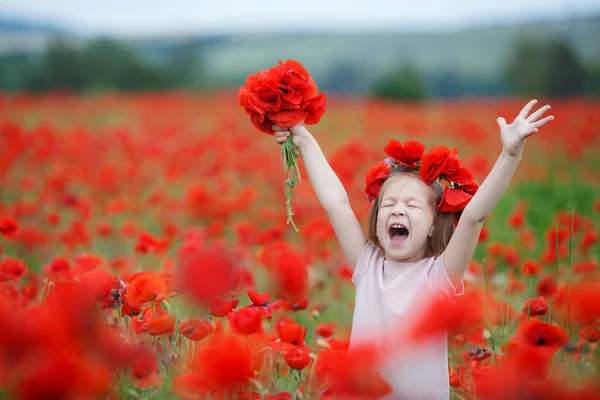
[{"left": 388, "top": 224, "right": 409, "bottom": 245}]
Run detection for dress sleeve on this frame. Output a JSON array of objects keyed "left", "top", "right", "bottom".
[
  {"left": 427, "top": 252, "right": 465, "bottom": 298},
  {"left": 352, "top": 242, "right": 380, "bottom": 286}
]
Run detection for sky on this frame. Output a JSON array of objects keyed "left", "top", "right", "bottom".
[{"left": 2, "top": 0, "right": 600, "bottom": 36}]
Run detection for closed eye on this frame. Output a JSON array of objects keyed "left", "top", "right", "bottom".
[{"left": 408, "top": 204, "right": 420, "bottom": 209}]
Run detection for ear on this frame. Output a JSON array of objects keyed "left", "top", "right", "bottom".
[{"left": 429, "top": 226, "right": 435, "bottom": 237}]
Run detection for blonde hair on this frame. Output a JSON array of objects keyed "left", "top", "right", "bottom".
[{"left": 366, "top": 167, "right": 456, "bottom": 258}]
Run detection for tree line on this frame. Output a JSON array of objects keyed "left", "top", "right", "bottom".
[{"left": 0, "top": 36, "right": 598, "bottom": 98}]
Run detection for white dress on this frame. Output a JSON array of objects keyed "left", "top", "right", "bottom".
[{"left": 349, "top": 242, "right": 464, "bottom": 400}]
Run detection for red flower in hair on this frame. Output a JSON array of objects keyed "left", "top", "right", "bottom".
[
  {"left": 384, "top": 139, "right": 425, "bottom": 168},
  {"left": 365, "top": 161, "right": 391, "bottom": 200},
  {"left": 419, "top": 146, "right": 459, "bottom": 185},
  {"left": 437, "top": 188, "right": 473, "bottom": 213},
  {"left": 445, "top": 167, "right": 475, "bottom": 185}
]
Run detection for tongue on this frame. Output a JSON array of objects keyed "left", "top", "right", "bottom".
[{"left": 390, "top": 232, "right": 408, "bottom": 245}]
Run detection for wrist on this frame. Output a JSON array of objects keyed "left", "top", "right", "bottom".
[{"left": 501, "top": 148, "right": 522, "bottom": 160}]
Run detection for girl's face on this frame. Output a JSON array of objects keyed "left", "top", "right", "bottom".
[{"left": 376, "top": 174, "right": 436, "bottom": 262}]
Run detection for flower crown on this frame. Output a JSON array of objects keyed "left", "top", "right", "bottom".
[{"left": 365, "top": 140, "right": 479, "bottom": 213}]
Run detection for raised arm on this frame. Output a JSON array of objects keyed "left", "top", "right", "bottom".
[
  {"left": 443, "top": 100, "right": 554, "bottom": 287},
  {"left": 273, "top": 124, "right": 366, "bottom": 268}
]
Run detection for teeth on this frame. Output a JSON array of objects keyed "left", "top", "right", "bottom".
[{"left": 391, "top": 224, "right": 405, "bottom": 229}]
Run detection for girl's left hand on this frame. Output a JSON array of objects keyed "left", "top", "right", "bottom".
[{"left": 497, "top": 99, "right": 554, "bottom": 157}]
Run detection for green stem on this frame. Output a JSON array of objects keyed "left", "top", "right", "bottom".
[
  {"left": 281, "top": 138, "right": 301, "bottom": 232},
  {"left": 526, "top": 274, "right": 530, "bottom": 321}
]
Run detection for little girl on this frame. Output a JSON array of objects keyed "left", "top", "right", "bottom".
[{"left": 273, "top": 100, "right": 553, "bottom": 399}]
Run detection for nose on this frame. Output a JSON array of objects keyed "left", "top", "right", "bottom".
[{"left": 391, "top": 205, "right": 405, "bottom": 216}]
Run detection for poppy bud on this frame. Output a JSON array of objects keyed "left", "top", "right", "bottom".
[
  {"left": 312, "top": 309, "right": 320, "bottom": 320},
  {"left": 482, "top": 329, "right": 491, "bottom": 340},
  {"left": 295, "top": 390, "right": 303, "bottom": 400},
  {"left": 316, "top": 338, "right": 331, "bottom": 350},
  {"left": 162, "top": 300, "right": 170, "bottom": 312},
  {"left": 48, "top": 281, "right": 55, "bottom": 292}
]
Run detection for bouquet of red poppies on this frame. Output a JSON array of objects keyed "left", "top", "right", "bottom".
[{"left": 239, "top": 60, "right": 326, "bottom": 231}]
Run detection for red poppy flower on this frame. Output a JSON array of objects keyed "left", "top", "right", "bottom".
[
  {"left": 513, "top": 319, "right": 569, "bottom": 351},
  {"left": 282, "top": 346, "right": 311, "bottom": 370},
  {"left": 445, "top": 167, "right": 475, "bottom": 186},
  {"left": 227, "top": 307, "right": 263, "bottom": 336},
  {"left": 409, "top": 291, "right": 485, "bottom": 341},
  {"left": 179, "top": 318, "right": 214, "bottom": 341},
  {"left": 0, "top": 257, "right": 27, "bottom": 282},
  {"left": 316, "top": 345, "right": 392, "bottom": 398},
  {"left": 80, "top": 268, "right": 114, "bottom": 301},
  {"left": 364, "top": 161, "right": 391, "bottom": 200},
  {"left": 126, "top": 272, "right": 167, "bottom": 307},
  {"left": 0, "top": 216, "right": 18, "bottom": 237},
  {"left": 131, "top": 350, "right": 163, "bottom": 389},
  {"left": 277, "top": 321, "right": 307, "bottom": 346},
  {"left": 195, "top": 334, "right": 254, "bottom": 392},
  {"left": 210, "top": 298, "right": 239, "bottom": 317},
  {"left": 522, "top": 296, "right": 547, "bottom": 317},
  {"left": 315, "top": 322, "right": 336, "bottom": 338},
  {"left": 177, "top": 239, "right": 238, "bottom": 304},
  {"left": 144, "top": 314, "right": 176, "bottom": 336},
  {"left": 537, "top": 275, "right": 557, "bottom": 298},
  {"left": 437, "top": 187, "right": 473, "bottom": 212},
  {"left": 284, "top": 297, "right": 309, "bottom": 311},
  {"left": 247, "top": 290, "right": 270, "bottom": 306},
  {"left": 135, "top": 232, "right": 168, "bottom": 254},
  {"left": 571, "top": 281, "right": 600, "bottom": 324},
  {"left": 419, "top": 146, "right": 459, "bottom": 184},
  {"left": 521, "top": 260, "right": 541, "bottom": 277},
  {"left": 383, "top": 139, "right": 425, "bottom": 168}
]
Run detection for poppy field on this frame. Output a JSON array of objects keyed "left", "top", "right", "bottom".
[{"left": 1, "top": 92, "right": 600, "bottom": 399}]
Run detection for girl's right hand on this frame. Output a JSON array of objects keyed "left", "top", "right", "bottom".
[{"left": 273, "top": 123, "right": 308, "bottom": 147}]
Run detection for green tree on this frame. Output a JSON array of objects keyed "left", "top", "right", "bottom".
[
  {"left": 505, "top": 39, "right": 586, "bottom": 97},
  {"left": 165, "top": 41, "right": 204, "bottom": 89},
  {"left": 0, "top": 53, "right": 33, "bottom": 92},
  {"left": 370, "top": 65, "right": 427, "bottom": 101},
  {"left": 587, "top": 62, "right": 600, "bottom": 97},
  {"left": 28, "top": 38, "right": 85, "bottom": 91}
]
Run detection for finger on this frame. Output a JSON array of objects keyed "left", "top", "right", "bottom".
[
  {"left": 527, "top": 105, "right": 551, "bottom": 122},
  {"left": 275, "top": 137, "right": 288, "bottom": 144},
  {"left": 519, "top": 99, "right": 538, "bottom": 118},
  {"left": 496, "top": 117, "right": 507, "bottom": 129},
  {"left": 274, "top": 130, "right": 290, "bottom": 138},
  {"left": 521, "top": 128, "right": 538, "bottom": 139},
  {"left": 272, "top": 124, "right": 289, "bottom": 132},
  {"left": 530, "top": 115, "right": 554, "bottom": 129}
]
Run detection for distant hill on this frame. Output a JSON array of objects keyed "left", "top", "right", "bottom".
[
  {"left": 173, "top": 15, "right": 600, "bottom": 93},
  {"left": 1, "top": 14, "right": 598, "bottom": 95},
  {"left": 0, "top": 16, "right": 69, "bottom": 35},
  {"left": 0, "top": 16, "right": 72, "bottom": 54}
]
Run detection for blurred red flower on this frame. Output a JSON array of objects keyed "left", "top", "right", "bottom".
[
  {"left": 126, "top": 272, "right": 167, "bottom": 307},
  {"left": 179, "top": 318, "right": 214, "bottom": 341}
]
